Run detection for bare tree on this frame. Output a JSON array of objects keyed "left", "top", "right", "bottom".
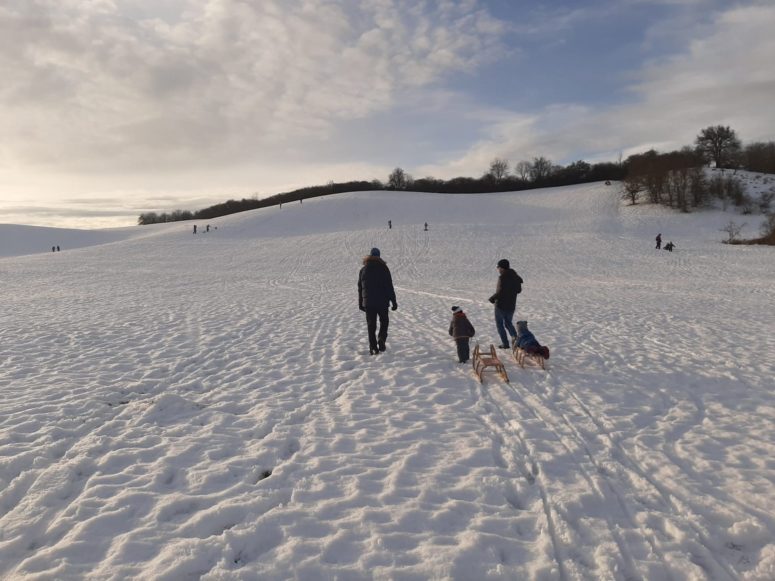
[
  {"left": 622, "top": 177, "right": 642, "bottom": 205},
  {"left": 514, "top": 160, "right": 531, "bottom": 181},
  {"left": 689, "top": 167, "right": 707, "bottom": 208},
  {"left": 488, "top": 158, "right": 510, "bottom": 182},
  {"left": 529, "top": 156, "right": 553, "bottom": 182},
  {"left": 387, "top": 167, "right": 410, "bottom": 190},
  {"left": 622, "top": 176, "right": 645, "bottom": 206},
  {"left": 760, "top": 213, "right": 775, "bottom": 239},
  {"left": 668, "top": 167, "right": 690, "bottom": 212},
  {"left": 695, "top": 125, "right": 741, "bottom": 169},
  {"left": 720, "top": 220, "right": 745, "bottom": 243}
]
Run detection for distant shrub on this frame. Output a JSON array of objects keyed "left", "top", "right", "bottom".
[
  {"left": 760, "top": 213, "right": 775, "bottom": 239},
  {"left": 725, "top": 176, "right": 746, "bottom": 207},
  {"left": 758, "top": 191, "right": 774, "bottom": 214},
  {"left": 721, "top": 220, "right": 745, "bottom": 243},
  {"left": 730, "top": 213, "right": 775, "bottom": 246},
  {"left": 742, "top": 141, "right": 775, "bottom": 173}
]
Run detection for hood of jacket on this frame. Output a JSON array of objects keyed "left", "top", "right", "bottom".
[{"left": 363, "top": 255, "right": 387, "bottom": 266}]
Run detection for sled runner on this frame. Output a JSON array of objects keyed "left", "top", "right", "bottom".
[
  {"left": 512, "top": 344, "right": 548, "bottom": 370},
  {"left": 472, "top": 343, "right": 509, "bottom": 383}
]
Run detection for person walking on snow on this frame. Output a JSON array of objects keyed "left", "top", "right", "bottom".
[
  {"left": 656, "top": 233, "right": 662, "bottom": 249},
  {"left": 449, "top": 306, "right": 475, "bottom": 363},
  {"left": 358, "top": 248, "right": 397, "bottom": 355},
  {"left": 489, "top": 258, "right": 523, "bottom": 349}
]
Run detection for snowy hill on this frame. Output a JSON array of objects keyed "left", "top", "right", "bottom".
[
  {"left": 1, "top": 183, "right": 774, "bottom": 579},
  {"left": 0, "top": 223, "right": 149, "bottom": 259}
]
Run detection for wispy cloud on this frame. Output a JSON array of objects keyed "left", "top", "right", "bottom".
[
  {"left": 0, "top": 0, "right": 508, "bottom": 172},
  {"left": 423, "top": 3, "right": 775, "bottom": 174}
]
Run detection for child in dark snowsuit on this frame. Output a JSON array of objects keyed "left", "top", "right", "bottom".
[
  {"left": 449, "top": 306, "right": 475, "bottom": 363},
  {"left": 515, "top": 321, "right": 550, "bottom": 359}
]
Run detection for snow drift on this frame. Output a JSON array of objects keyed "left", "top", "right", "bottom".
[{"left": 1, "top": 183, "right": 774, "bottom": 580}]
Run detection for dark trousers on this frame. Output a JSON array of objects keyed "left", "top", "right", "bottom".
[
  {"left": 455, "top": 338, "right": 470, "bottom": 362},
  {"left": 365, "top": 307, "right": 389, "bottom": 350},
  {"left": 494, "top": 307, "right": 517, "bottom": 347}
]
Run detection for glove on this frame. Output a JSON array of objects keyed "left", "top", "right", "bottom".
[
  {"left": 391, "top": 302, "right": 397, "bottom": 311},
  {"left": 359, "top": 305, "right": 365, "bottom": 312}
]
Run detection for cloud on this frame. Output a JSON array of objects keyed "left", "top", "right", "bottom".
[
  {"left": 424, "top": 3, "right": 775, "bottom": 174},
  {"left": 0, "top": 0, "right": 507, "bottom": 172},
  {"left": 4, "top": 0, "right": 771, "bottom": 230}
]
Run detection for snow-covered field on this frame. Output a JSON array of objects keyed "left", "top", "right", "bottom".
[{"left": 1, "top": 183, "right": 774, "bottom": 580}]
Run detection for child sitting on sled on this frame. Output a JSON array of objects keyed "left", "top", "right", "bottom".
[
  {"left": 449, "top": 306, "right": 475, "bottom": 363},
  {"left": 514, "top": 320, "right": 550, "bottom": 359}
]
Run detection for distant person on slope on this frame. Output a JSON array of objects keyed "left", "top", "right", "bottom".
[
  {"left": 656, "top": 233, "right": 662, "bottom": 249},
  {"left": 489, "top": 259, "right": 523, "bottom": 349},
  {"left": 665, "top": 241, "right": 675, "bottom": 252},
  {"left": 358, "top": 247, "right": 397, "bottom": 355}
]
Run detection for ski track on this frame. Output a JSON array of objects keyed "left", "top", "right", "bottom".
[{"left": 1, "top": 186, "right": 774, "bottom": 579}]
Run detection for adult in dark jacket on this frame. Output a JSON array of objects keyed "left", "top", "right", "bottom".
[
  {"left": 358, "top": 248, "right": 397, "bottom": 355},
  {"left": 489, "top": 258, "right": 523, "bottom": 349}
]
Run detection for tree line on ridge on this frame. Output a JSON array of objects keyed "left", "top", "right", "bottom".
[{"left": 138, "top": 125, "right": 774, "bottom": 227}]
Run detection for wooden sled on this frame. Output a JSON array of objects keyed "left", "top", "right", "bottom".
[
  {"left": 472, "top": 343, "right": 509, "bottom": 383},
  {"left": 512, "top": 343, "right": 547, "bottom": 370}
]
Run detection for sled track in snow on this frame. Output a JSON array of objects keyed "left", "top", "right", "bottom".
[
  {"left": 506, "top": 364, "right": 747, "bottom": 579},
  {"left": 502, "top": 375, "right": 680, "bottom": 579},
  {"left": 475, "top": 380, "right": 573, "bottom": 580}
]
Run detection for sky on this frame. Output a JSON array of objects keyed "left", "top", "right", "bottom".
[{"left": 1, "top": 0, "right": 774, "bottom": 228}]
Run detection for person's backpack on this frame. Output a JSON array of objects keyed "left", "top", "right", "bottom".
[{"left": 515, "top": 273, "right": 523, "bottom": 294}]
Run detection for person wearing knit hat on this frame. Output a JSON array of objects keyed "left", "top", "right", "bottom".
[
  {"left": 358, "top": 247, "right": 397, "bottom": 355},
  {"left": 489, "top": 259, "right": 524, "bottom": 349},
  {"left": 449, "top": 306, "right": 475, "bottom": 363}
]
